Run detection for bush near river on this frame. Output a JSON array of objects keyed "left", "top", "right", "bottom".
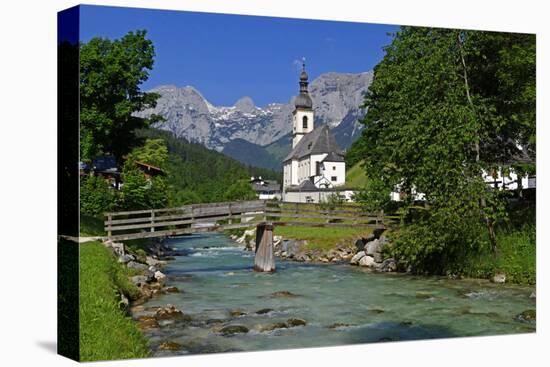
[{"left": 79, "top": 242, "right": 149, "bottom": 361}]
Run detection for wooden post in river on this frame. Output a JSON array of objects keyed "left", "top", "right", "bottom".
[{"left": 254, "top": 223, "right": 275, "bottom": 272}]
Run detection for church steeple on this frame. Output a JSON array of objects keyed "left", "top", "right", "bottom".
[
  {"left": 292, "top": 58, "right": 314, "bottom": 148},
  {"left": 294, "top": 59, "right": 313, "bottom": 110}
]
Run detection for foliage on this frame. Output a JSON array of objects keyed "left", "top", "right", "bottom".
[
  {"left": 118, "top": 161, "right": 168, "bottom": 210},
  {"left": 80, "top": 243, "right": 149, "bottom": 361},
  {"left": 79, "top": 214, "right": 105, "bottom": 236},
  {"left": 224, "top": 180, "right": 257, "bottom": 201},
  {"left": 345, "top": 160, "right": 368, "bottom": 188},
  {"left": 352, "top": 27, "right": 535, "bottom": 272},
  {"left": 127, "top": 138, "right": 169, "bottom": 168},
  {"left": 462, "top": 224, "right": 535, "bottom": 285},
  {"left": 80, "top": 30, "right": 162, "bottom": 162},
  {"left": 80, "top": 175, "right": 117, "bottom": 216},
  {"left": 319, "top": 192, "right": 346, "bottom": 211},
  {"left": 136, "top": 129, "right": 281, "bottom": 205}
]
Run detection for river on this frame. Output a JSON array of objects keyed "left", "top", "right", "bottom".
[{"left": 134, "top": 233, "right": 535, "bottom": 356}]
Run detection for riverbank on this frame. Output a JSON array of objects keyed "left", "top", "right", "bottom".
[
  {"left": 79, "top": 242, "right": 149, "bottom": 361},
  {"left": 230, "top": 223, "right": 535, "bottom": 286}
]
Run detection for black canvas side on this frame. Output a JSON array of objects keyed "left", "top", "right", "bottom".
[{"left": 57, "top": 5, "right": 80, "bottom": 361}]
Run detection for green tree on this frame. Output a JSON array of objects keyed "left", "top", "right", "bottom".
[
  {"left": 80, "top": 175, "right": 117, "bottom": 216},
  {"left": 224, "top": 181, "right": 257, "bottom": 202},
  {"left": 128, "top": 138, "right": 168, "bottom": 168},
  {"left": 80, "top": 30, "right": 162, "bottom": 162},
  {"left": 355, "top": 27, "right": 534, "bottom": 271}
]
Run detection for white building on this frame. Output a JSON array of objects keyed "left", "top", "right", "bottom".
[{"left": 282, "top": 62, "right": 348, "bottom": 203}]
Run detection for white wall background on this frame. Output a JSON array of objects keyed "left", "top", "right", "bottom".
[{"left": 0, "top": 1, "right": 548, "bottom": 367}]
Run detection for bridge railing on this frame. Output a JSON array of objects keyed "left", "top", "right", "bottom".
[
  {"left": 104, "top": 200, "right": 385, "bottom": 241},
  {"left": 104, "top": 200, "right": 266, "bottom": 241}
]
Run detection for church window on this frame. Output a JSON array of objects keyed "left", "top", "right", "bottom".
[
  {"left": 331, "top": 176, "right": 337, "bottom": 182},
  {"left": 332, "top": 166, "right": 336, "bottom": 170},
  {"left": 302, "top": 116, "right": 308, "bottom": 129}
]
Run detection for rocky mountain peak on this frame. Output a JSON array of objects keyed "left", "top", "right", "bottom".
[{"left": 234, "top": 96, "right": 256, "bottom": 113}]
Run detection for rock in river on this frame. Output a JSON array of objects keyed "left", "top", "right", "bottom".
[
  {"left": 137, "top": 316, "right": 160, "bottom": 330},
  {"left": 492, "top": 272, "right": 506, "bottom": 284},
  {"left": 269, "top": 291, "right": 299, "bottom": 298},
  {"left": 359, "top": 255, "right": 376, "bottom": 267},
  {"left": 158, "top": 341, "right": 182, "bottom": 351},
  {"left": 287, "top": 318, "right": 307, "bottom": 327},
  {"left": 256, "top": 308, "right": 274, "bottom": 315},
  {"left": 258, "top": 322, "right": 288, "bottom": 332},
  {"left": 155, "top": 304, "right": 190, "bottom": 321},
  {"left": 515, "top": 309, "right": 536, "bottom": 323},
  {"left": 350, "top": 251, "right": 366, "bottom": 265},
  {"left": 219, "top": 325, "right": 249, "bottom": 336}
]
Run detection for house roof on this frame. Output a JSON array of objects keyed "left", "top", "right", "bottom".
[
  {"left": 284, "top": 124, "right": 343, "bottom": 162},
  {"left": 92, "top": 156, "right": 117, "bottom": 173},
  {"left": 250, "top": 180, "right": 281, "bottom": 192}
]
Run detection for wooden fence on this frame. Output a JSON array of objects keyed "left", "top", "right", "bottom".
[{"left": 104, "top": 200, "right": 385, "bottom": 241}]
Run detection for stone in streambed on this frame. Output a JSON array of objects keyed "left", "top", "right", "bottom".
[
  {"left": 230, "top": 309, "right": 247, "bottom": 317},
  {"left": 258, "top": 322, "right": 288, "bottom": 332},
  {"left": 164, "top": 286, "right": 179, "bottom": 293},
  {"left": 155, "top": 304, "right": 191, "bottom": 321},
  {"left": 256, "top": 308, "right": 274, "bottom": 315},
  {"left": 158, "top": 341, "right": 182, "bottom": 351},
  {"left": 137, "top": 316, "right": 160, "bottom": 330},
  {"left": 492, "top": 272, "right": 506, "bottom": 284},
  {"left": 287, "top": 318, "right": 307, "bottom": 327},
  {"left": 515, "top": 309, "right": 536, "bottom": 323},
  {"left": 327, "top": 322, "right": 354, "bottom": 329},
  {"left": 219, "top": 325, "right": 249, "bottom": 336},
  {"left": 269, "top": 291, "right": 299, "bottom": 298}
]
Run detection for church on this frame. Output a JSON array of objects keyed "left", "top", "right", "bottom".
[{"left": 282, "top": 63, "right": 352, "bottom": 203}]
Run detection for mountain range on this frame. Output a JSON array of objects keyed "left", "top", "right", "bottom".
[{"left": 135, "top": 71, "right": 373, "bottom": 170}]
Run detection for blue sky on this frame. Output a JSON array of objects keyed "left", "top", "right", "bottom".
[{"left": 80, "top": 5, "right": 399, "bottom": 107}]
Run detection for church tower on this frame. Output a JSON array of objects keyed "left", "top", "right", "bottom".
[{"left": 292, "top": 60, "right": 314, "bottom": 148}]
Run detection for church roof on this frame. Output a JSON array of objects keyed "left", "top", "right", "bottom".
[
  {"left": 284, "top": 124, "right": 343, "bottom": 162},
  {"left": 321, "top": 151, "right": 345, "bottom": 162}
]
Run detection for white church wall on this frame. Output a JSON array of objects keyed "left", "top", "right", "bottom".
[
  {"left": 284, "top": 190, "right": 356, "bottom": 203},
  {"left": 323, "top": 161, "right": 346, "bottom": 186}
]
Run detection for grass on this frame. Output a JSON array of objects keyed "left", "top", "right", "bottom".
[
  {"left": 463, "top": 224, "right": 535, "bottom": 285},
  {"left": 274, "top": 226, "right": 372, "bottom": 251},
  {"left": 80, "top": 214, "right": 105, "bottom": 237},
  {"left": 79, "top": 242, "right": 149, "bottom": 361},
  {"left": 345, "top": 161, "right": 368, "bottom": 188}
]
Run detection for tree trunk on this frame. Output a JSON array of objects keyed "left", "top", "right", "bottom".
[{"left": 457, "top": 31, "right": 498, "bottom": 254}]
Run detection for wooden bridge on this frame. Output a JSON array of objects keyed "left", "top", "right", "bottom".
[{"left": 104, "top": 200, "right": 385, "bottom": 272}]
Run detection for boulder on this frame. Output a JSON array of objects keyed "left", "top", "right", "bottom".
[
  {"left": 492, "top": 272, "right": 506, "bottom": 284},
  {"left": 127, "top": 261, "right": 148, "bottom": 271},
  {"left": 229, "top": 309, "right": 247, "bottom": 317},
  {"left": 137, "top": 316, "right": 160, "bottom": 330},
  {"left": 373, "top": 252, "right": 384, "bottom": 263},
  {"left": 146, "top": 256, "right": 165, "bottom": 267},
  {"left": 158, "top": 341, "right": 182, "bottom": 351},
  {"left": 155, "top": 304, "right": 189, "bottom": 321},
  {"left": 109, "top": 241, "right": 125, "bottom": 257},
  {"left": 256, "top": 308, "right": 274, "bottom": 315},
  {"left": 258, "top": 322, "right": 288, "bottom": 332},
  {"left": 130, "top": 275, "right": 149, "bottom": 287},
  {"left": 354, "top": 239, "right": 366, "bottom": 252},
  {"left": 219, "top": 325, "right": 249, "bottom": 336},
  {"left": 287, "top": 318, "right": 307, "bottom": 327},
  {"left": 350, "top": 251, "right": 366, "bottom": 265},
  {"left": 118, "top": 254, "right": 135, "bottom": 264},
  {"left": 515, "top": 309, "right": 536, "bottom": 323},
  {"left": 164, "top": 286, "right": 179, "bottom": 293},
  {"left": 364, "top": 239, "right": 382, "bottom": 256},
  {"left": 359, "top": 255, "right": 376, "bottom": 267},
  {"left": 378, "top": 258, "right": 397, "bottom": 272},
  {"left": 154, "top": 270, "right": 167, "bottom": 286}
]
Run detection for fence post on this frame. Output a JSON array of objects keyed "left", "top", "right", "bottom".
[
  {"left": 107, "top": 214, "right": 112, "bottom": 238},
  {"left": 228, "top": 203, "right": 233, "bottom": 225},
  {"left": 151, "top": 209, "right": 155, "bottom": 232}
]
